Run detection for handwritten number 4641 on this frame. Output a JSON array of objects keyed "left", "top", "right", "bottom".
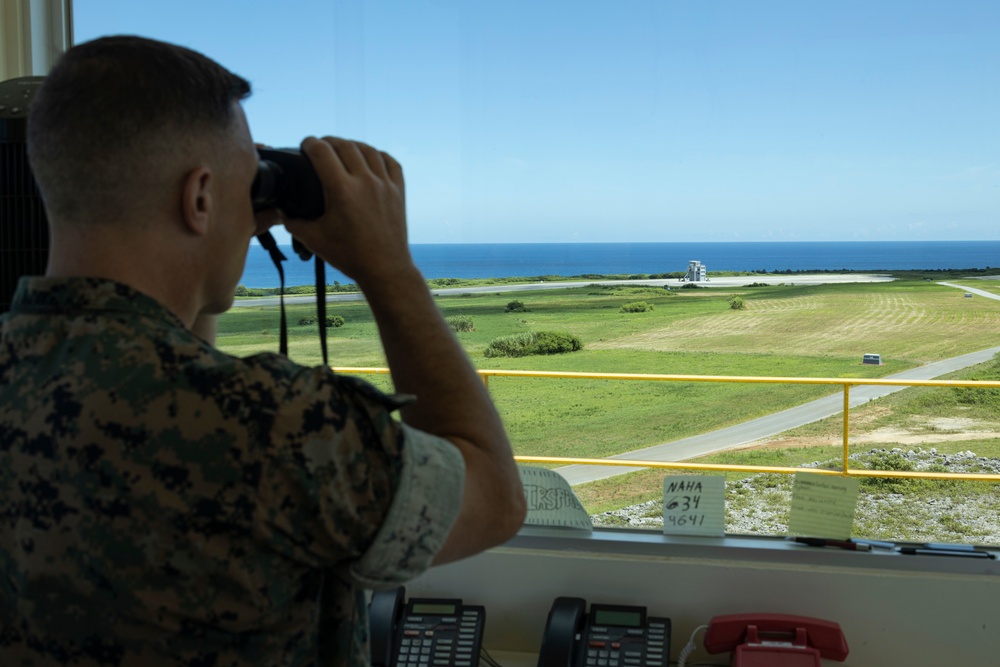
[
  {"left": 665, "top": 495, "right": 701, "bottom": 511},
  {"left": 666, "top": 514, "right": 705, "bottom": 526}
]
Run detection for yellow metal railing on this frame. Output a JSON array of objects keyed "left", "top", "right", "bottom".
[{"left": 332, "top": 367, "right": 1000, "bottom": 482}]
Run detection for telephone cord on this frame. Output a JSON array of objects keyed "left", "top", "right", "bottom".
[
  {"left": 676, "top": 624, "right": 709, "bottom": 667},
  {"left": 479, "top": 647, "right": 505, "bottom": 667}
]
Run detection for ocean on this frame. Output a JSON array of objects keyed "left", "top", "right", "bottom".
[{"left": 239, "top": 240, "right": 1000, "bottom": 289}]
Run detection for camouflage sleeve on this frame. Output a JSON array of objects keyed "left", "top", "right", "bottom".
[
  {"left": 255, "top": 367, "right": 463, "bottom": 575},
  {"left": 349, "top": 423, "right": 464, "bottom": 588}
]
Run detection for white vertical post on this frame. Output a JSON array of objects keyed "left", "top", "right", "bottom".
[{"left": 1, "top": 0, "right": 72, "bottom": 81}]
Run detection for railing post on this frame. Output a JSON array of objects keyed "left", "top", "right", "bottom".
[
  {"left": 482, "top": 372, "right": 490, "bottom": 391},
  {"left": 843, "top": 384, "right": 851, "bottom": 474}
]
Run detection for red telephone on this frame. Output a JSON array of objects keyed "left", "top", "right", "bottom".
[{"left": 703, "top": 613, "right": 848, "bottom": 666}]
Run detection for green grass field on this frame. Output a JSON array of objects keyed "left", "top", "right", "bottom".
[
  {"left": 217, "top": 278, "right": 1000, "bottom": 465},
  {"left": 217, "top": 276, "right": 1000, "bottom": 539}
]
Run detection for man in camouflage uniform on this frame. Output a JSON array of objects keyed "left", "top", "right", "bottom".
[{"left": 0, "top": 36, "right": 526, "bottom": 666}]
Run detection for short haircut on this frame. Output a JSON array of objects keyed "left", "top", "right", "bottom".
[{"left": 27, "top": 35, "right": 252, "bottom": 223}]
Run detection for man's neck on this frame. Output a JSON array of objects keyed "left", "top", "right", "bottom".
[{"left": 46, "top": 226, "right": 205, "bottom": 329}]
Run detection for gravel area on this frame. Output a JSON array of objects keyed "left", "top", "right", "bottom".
[{"left": 591, "top": 448, "right": 1000, "bottom": 544}]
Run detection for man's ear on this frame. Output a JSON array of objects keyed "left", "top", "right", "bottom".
[{"left": 181, "top": 166, "right": 213, "bottom": 236}]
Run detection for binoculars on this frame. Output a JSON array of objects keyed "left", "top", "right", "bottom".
[{"left": 251, "top": 148, "right": 325, "bottom": 219}]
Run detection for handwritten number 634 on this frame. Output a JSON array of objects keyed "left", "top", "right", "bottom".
[{"left": 666, "top": 495, "right": 701, "bottom": 511}]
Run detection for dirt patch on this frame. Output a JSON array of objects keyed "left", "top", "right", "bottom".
[
  {"left": 926, "top": 416, "right": 981, "bottom": 431},
  {"left": 738, "top": 416, "right": 1000, "bottom": 451},
  {"left": 731, "top": 436, "right": 843, "bottom": 451},
  {"left": 850, "top": 405, "right": 893, "bottom": 427},
  {"left": 853, "top": 429, "right": 1000, "bottom": 445}
]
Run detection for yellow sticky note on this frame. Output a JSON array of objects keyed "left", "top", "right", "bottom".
[
  {"left": 787, "top": 473, "right": 860, "bottom": 539},
  {"left": 662, "top": 475, "right": 725, "bottom": 537}
]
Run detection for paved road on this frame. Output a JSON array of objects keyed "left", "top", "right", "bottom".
[
  {"left": 556, "top": 280, "right": 1000, "bottom": 485},
  {"left": 938, "top": 281, "right": 1000, "bottom": 300},
  {"left": 232, "top": 273, "right": 894, "bottom": 308}
]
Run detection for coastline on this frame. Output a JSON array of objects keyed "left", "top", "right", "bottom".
[
  {"left": 239, "top": 240, "right": 1000, "bottom": 289},
  {"left": 230, "top": 272, "right": 897, "bottom": 308}
]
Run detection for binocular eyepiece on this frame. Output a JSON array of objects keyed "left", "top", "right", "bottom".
[{"left": 251, "top": 148, "right": 325, "bottom": 220}]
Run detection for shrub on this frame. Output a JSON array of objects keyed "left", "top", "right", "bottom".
[
  {"left": 504, "top": 300, "right": 528, "bottom": 313},
  {"left": 429, "top": 277, "right": 463, "bottom": 287},
  {"left": 953, "top": 352, "right": 1000, "bottom": 407},
  {"left": 728, "top": 296, "right": 746, "bottom": 310},
  {"left": 484, "top": 332, "right": 537, "bottom": 358},
  {"left": 234, "top": 284, "right": 268, "bottom": 297},
  {"left": 446, "top": 315, "right": 475, "bottom": 332},
  {"left": 954, "top": 384, "right": 1000, "bottom": 406},
  {"left": 484, "top": 331, "right": 583, "bottom": 358},
  {"left": 860, "top": 450, "right": 916, "bottom": 494},
  {"left": 533, "top": 331, "right": 583, "bottom": 354},
  {"left": 620, "top": 301, "right": 653, "bottom": 313},
  {"left": 681, "top": 283, "right": 701, "bottom": 289},
  {"left": 325, "top": 280, "right": 359, "bottom": 293},
  {"left": 285, "top": 285, "right": 319, "bottom": 295},
  {"left": 298, "top": 315, "right": 345, "bottom": 328}
]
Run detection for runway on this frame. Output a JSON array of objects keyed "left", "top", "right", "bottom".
[{"left": 231, "top": 273, "right": 895, "bottom": 308}]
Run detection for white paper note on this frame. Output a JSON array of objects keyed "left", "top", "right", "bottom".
[
  {"left": 518, "top": 466, "right": 593, "bottom": 531},
  {"left": 662, "top": 475, "right": 725, "bottom": 537},
  {"left": 787, "top": 473, "right": 860, "bottom": 539}
]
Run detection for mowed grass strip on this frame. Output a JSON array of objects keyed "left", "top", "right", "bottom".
[
  {"left": 215, "top": 280, "right": 1000, "bottom": 461},
  {"left": 589, "top": 281, "right": 1000, "bottom": 364}
]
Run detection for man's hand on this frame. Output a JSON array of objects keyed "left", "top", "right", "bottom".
[
  {"left": 283, "top": 135, "right": 526, "bottom": 564},
  {"left": 283, "top": 136, "right": 411, "bottom": 287},
  {"left": 254, "top": 207, "right": 283, "bottom": 237}
]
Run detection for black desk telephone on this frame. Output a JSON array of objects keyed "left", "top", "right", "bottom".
[
  {"left": 537, "top": 598, "right": 671, "bottom": 667},
  {"left": 369, "top": 587, "right": 486, "bottom": 667}
]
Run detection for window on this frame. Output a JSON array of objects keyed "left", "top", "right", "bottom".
[{"left": 72, "top": 1, "right": 1000, "bottom": 546}]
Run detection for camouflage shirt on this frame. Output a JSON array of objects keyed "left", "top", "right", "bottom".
[{"left": 0, "top": 277, "right": 464, "bottom": 667}]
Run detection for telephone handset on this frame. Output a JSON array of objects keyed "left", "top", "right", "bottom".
[
  {"left": 703, "top": 613, "right": 848, "bottom": 666},
  {"left": 369, "top": 586, "right": 486, "bottom": 667},
  {"left": 537, "top": 597, "right": 671, "bottom": 667}
]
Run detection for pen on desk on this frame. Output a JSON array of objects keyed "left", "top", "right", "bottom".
[
  {"left": 898, "top": 547, "right": 995, "bottom": 559},
  {"left": 793, "top": 537, "right": 872, "bottom": 552},
  {"left": 923, "top": 542, "right": 976, "bottom": 551},
  {"left": 851, "top": 538, "right": 896, "bottom": 550}
]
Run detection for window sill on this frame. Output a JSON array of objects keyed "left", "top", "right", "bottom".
[{"left": 506, "top": 525, "right": 1000, "bottom": 576}]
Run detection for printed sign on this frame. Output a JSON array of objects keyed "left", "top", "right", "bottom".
[{"left": 518, "top": 466, "right": 593, "bottom": 531}]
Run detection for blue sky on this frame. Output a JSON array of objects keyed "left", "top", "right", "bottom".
[{"left": 74, "top": 1, "right": 999, "bottom": 245}]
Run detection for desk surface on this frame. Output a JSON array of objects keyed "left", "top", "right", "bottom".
[{"left": 484, "top": 649, "right": 537, "bottom": 667}]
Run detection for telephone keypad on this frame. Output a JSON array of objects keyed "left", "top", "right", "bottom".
[
  {"left": 395, "top": 605, "right": 484, "bottom": 667},
  {"left": 582, "top": 616, "right": 670, "bottom": 667}
]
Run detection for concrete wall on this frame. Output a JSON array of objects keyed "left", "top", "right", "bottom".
[{"left": 407, "top": 531, "right": 999, "bottom": 666}]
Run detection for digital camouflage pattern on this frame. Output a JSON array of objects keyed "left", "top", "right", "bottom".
[{"left": 0, "top": 277, "right": 464, "bottom": 667}]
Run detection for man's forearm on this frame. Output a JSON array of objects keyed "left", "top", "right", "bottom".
[
  {"left": 359, "top": 264, "right": 526, "bottom": 561},
  {"left": 359, "top": 264, "right": 504, "bottom": 442}
]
